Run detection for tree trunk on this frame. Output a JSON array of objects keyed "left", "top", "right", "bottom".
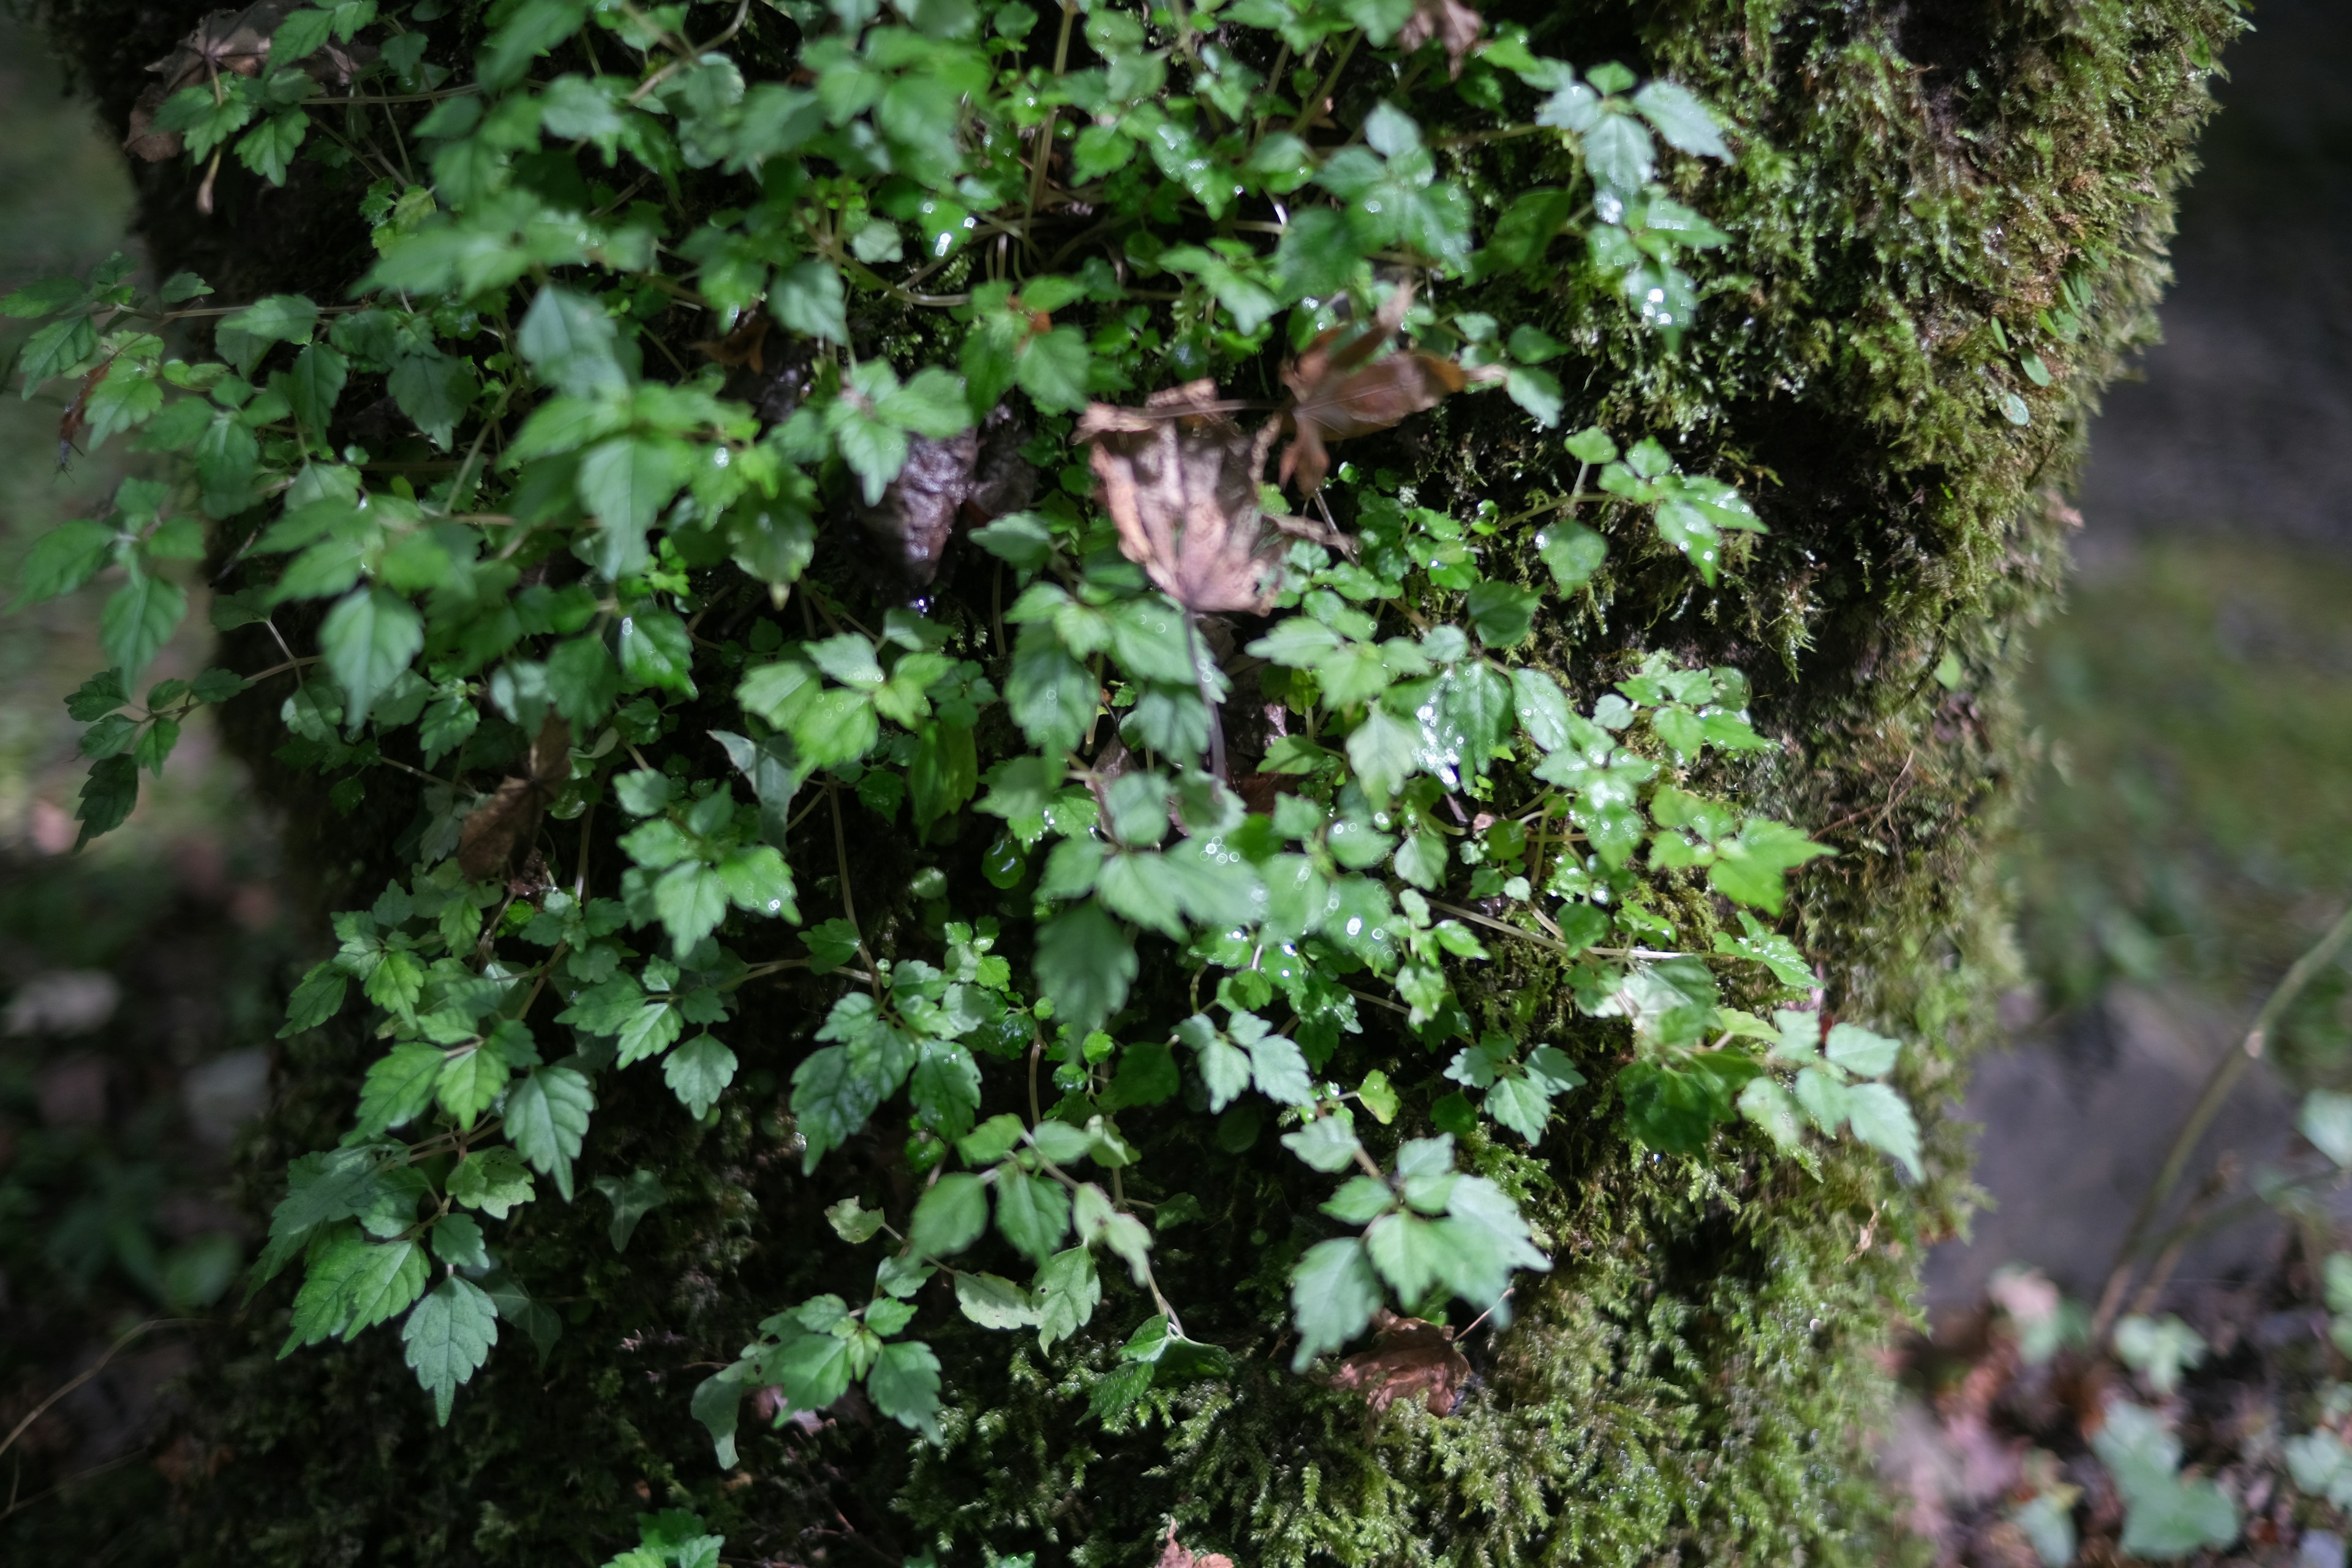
[{"left": 26, "top": 0, "right": 2235, "bottom": 1562}]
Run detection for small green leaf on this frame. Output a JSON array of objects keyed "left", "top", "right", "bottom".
[
  {"left": 402, "top": 1276, "right": 499, "bottom": 1425},
  {"left": 318, "top": 587, "right": 423, "bottom": 729}
]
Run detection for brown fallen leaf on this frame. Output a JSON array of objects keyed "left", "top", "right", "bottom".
[
  {"left": 1078, "top": 380, "right": 1286, "bottom": 616},
  {"left": 1326, "top": 1310, "right": 1471, "bottom": 1416},
  {"left": 457, "top": 713, "right": 571, "bottom": 881},
  {"left": 692, "top": 313, "right": 770, "bottom": 372},
  {"left": 1156, "top": 1521, "right": 1236, "bottom": 1568},
  {"left": 1397, "top": 0, "right": 1484, "bottom": 79},
  {"left": 1277, "top": 284, "right": 1469, "bottom": 497},
  {"left": 125, "top": 1, "right": 372, "bottom": 162}
]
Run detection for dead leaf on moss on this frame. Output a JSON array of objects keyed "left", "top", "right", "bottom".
[
  {"left": 1156, "top": 1521, "right": 1236, "bottom": 1568},
  {"left": 1078, "top": 380, "right": 1286, "bottom": 615},
  {"left": 1326, "top": 1310, "right": 1471, "bottom": 1415},
  {"left": 1277, "top": 285, "right": 1469, "bottom": 496},
  {"left": 457, "top": 713, "right": 571, "bottom": 881},
  {"left": 1397, "top": 0, "right": 1484, "bottom": 78}
]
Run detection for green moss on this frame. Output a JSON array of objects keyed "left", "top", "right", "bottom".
[{"left": 22, "top": 0, "right": 2239, "bottom": 1562}]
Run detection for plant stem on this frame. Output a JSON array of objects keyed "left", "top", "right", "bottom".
[{"left": 2092, "top": 898, "right": 2352, "bottom": 1338}]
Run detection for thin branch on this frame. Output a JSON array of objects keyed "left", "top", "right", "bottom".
[{"left": 2092, "top": 899, "right": 2352, "bottom": 1339}]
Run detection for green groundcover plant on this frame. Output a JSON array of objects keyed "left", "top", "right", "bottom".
[
  {"left": 0, "top": 0, "right": 2239, "bottom": 1559},
  {"left": 13, "top": 0, "right": 1915, "bottom": 1436}
]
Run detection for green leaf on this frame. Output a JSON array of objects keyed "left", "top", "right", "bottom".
[
  {"left": 505, "top": 1066, "right": 595, "bottom": 1200},
  {"left": 868, "top": 1340, "right": 943, "bottom": 1441},
  {"left": 594, "top": 1169, "right": 667, "bottom": 1251},
  {"left": 518, "top": 285, "right": 627, "bottom": 398},
  {"left": 954, "top": 1272, "right": 1036, "bottom": 1330},
  {"left": 13, "top": 518, "right": 117, "bottom": 606},
  {"left": 285, "top": 342, "right": 349, "bottom": 435},
  {"left": 1280, "top": 1112, "right": 1362, "bottom": 1172},
  {"left": 1031, "top": 1246, "right": 1099, "bottom": 1351},
  {"left": 99, "top": 568, "right": 186, "bottom": 684},
  {"left": 1631, "top": 80, "right": 1729, "bottom": 159},
  {"left": 771, "top": 258, "right": 848, "bottom": 343},
  {"left": 1288, "top": 1237, "right": 1381, "bottom": 1370},
  {"left": 388, "top": 349, "right": 477, "bottom": 448},
  {"left": 2114, "top": 1314, "right": 2206, "bottom": 1396},
  {"left": 1504, "top": 365, "right": 1564, "bottom": 429},
  {"left": 663, "top": 1033, "right": 737, "bottom": 1118},
  {"left": 1034, "top": 900, "right": 1135, "bottom": 1034},
  {"left": 908, "top": 1172, "right": 989, "bottom": 1257},
  {"left": 577, "top": 435, "right": 690, "bottom": 580},
  {"left": 236, "top": 109, "right": 311, "bottom": 184},
  {"left": 1465, "top": 581, "right": 1540, "bottom": 649},
  {"left": 2302, "top": 1090, "right": 2352, "bottom": 1168},
  {"left": 319, "top": 587, "right": 423, "bottom": 729},
  {"left": 358, "top": 1041, "right": 444, "bottom": 1133},
  {"left": 478, "top": 0, "right": 589, "bottom": 89},
  {"left": 217, "top": 293, "right": 320, "bottom": 372},
  {"left": 402, "top": 1276, "right": 498, "bottom": 1425},
  {"left": 1841, "top": 1082, "right": 1921, "bottom": 1179},
  {"left": 993, "top": 1168, "right": 1071, "bottom": 1262},
  {"left": 2094, "top": 1401, "right": 2239, "bottom": 1559}
]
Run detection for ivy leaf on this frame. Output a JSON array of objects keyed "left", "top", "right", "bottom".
[
  {"left": 319, "top": 587, "right": 423, "bottom": 730},
  {"left": 402, "top": 1276, "right": 498, "bottom": 1425}
]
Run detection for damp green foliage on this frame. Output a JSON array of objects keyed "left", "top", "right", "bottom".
[{"left": 12, "top": 0, "right": 2241, "bottom": 1561}]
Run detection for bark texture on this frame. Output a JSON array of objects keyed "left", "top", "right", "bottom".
[{"left": 27, "top": 0, "right": 2237, "bottom": 1562}]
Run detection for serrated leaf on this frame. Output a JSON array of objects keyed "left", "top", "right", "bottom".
[
  {"left": 505, "top": 1066, "right": 595, "bottom": 1200},
  {"left": 402, "top": 1276, "right": 498, "bottom": 1425}
]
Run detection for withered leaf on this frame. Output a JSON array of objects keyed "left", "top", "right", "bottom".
[
  {"left": 1156, "top": 1522, "right": 1237, "bottom": 1568},
  {"left": 126, "top": 1, "right": 372, "bottom": 162},
  {"left": 692, "top": 313, "right": 770, "bottom": 372},
  {"left": 1397, "top": 0, "right": 1485, "bottom": 79},
  {"left": 456, "top": 714, "right": 571, "bottom": 881},
  {"left": 1325, "top": 1311, "right": 1471, "bottom": 1416},
  {"left": 1277, "top": 285, "right": 1469, "bottom": 497},
  {"left": 1078, "top": 380, "right": 1286, "bottom": 616}
]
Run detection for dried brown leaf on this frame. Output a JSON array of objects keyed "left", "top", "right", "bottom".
[
  {"left": 1325, "top": 1311, "right": 1471, "bottom": 1415},
  {"left": 1079, "top": 380, "right": 1284, "bottom": 615},
  {"left": 1156, "top": 1522, "right": 1237, "bottom": 1568},
  {"left": 126, "top": 1, "right": 372, "bottom": 162},
  {"left": 1396, "top": 0, "right": 1484, "bottom": 79},
  {"left": 1276, "top": 285, "right": 1469, "bottom": 496},
  {"left": 456, "top": 714, "right": 570, "bottom": 881},
  {"left": 692, "top": 314, "right": 769, "bottom": 372}
]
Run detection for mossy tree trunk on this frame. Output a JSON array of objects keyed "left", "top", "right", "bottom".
[{"left": 30, "top": 0, "right": 2232, "bottom": 1563}]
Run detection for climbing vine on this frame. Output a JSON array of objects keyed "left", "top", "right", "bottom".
[{"left": 6, "top": 0, "right": 1923, "bottom": 1456}]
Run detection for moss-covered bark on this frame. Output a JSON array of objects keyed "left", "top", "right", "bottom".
[{"left": 29, "top": 0, "right": 2236, "bottom": 1562}]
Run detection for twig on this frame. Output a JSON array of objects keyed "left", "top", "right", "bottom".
[
  {"left": 2092, "top": 899, "right": 2352, "bottom": 1339},
  {"left": 828, "top": 782, "right": 880, "bottom": 997},
  {"left": 0, "top": 1319, "right": 182, "bottom": 1463}
]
